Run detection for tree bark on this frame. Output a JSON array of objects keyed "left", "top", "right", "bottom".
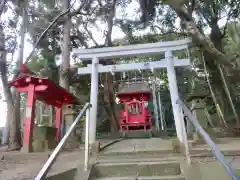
[
  {"left": 102, "top": 0, "right": 119, "bottom": 132},
  {"left": 0, "top": 22, "right": 21, "bottom": 150},
  {"left": 59, "top": 0, "right": 71, "bottom": 90},
  {"left": 202, "top": 55, "right": 227, "bottom": 127},
  {"left": 103, "top": 73, "right": 118, "bottom": 132},
  {"left": 219, "top": 65, "right": 240, "bottom": 126},
  {"left": 12, "top": 1, "right": 28, "bottom": 148}
]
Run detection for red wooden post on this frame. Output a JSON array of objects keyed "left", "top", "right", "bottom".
[
  {"left": 22, "top": 84, "right": 36, "bottom": 152},
  {"left": 55, "top": 107, "right": 62, "bottom": 141}
]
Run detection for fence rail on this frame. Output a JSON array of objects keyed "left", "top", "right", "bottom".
[
  {"left": 35, "top": 102, "right": 91, "bottom": 180},
  {"left": 177, "top": 99, "right": 240, "bottom": 180}
]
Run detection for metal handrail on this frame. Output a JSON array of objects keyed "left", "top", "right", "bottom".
[
  {"left": 35, "top": 103, "right": 92, "bottom": 180},
  {"left": 177, "top": 99, "right": 240, "bottom": 180}
]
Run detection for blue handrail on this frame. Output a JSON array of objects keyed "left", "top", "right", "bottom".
[{"left": 177, "top": 99, "right": 240, "bottom": 180}]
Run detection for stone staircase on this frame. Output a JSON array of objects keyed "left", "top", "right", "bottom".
[
  {"left": 89, "top": 161, "right": 185, "bottom": 180},
  {"left": 83, "top": 137, "right": 240, "bottom": 180},
  {"left": 122, "top": 130, "right": 152, "bottom": 138},
  {"left": 88, "top": 152, "right": 185, "bottom": 180},
  {"left": 86, "top": 138, "right": 185, "bottom": 180}
]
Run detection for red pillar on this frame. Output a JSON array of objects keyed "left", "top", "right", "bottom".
[
  {"left": 55, "top": 107, "right": 62, "bottom": 141},
  {"left": 22, "top": 85, "right": 36, "bottom": 152}
]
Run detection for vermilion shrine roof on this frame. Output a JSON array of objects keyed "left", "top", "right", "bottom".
[
  {"left": 9, "top": 74, "right": 80, "bottom": 107},
  {"left": 117, "top": 82, "right": 152, "bottom": 102},
  {"left": 117, "top": 82, "right": 151, "bottom": 95}
]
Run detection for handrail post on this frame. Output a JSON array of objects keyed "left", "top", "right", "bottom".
[
  {"left": 35, "top": 103, "right": 91, "bottom": 180},
  {"left": 177, "top": 99, "right": 239, "bottom": 180},
  {"left": 84, "top": 107, "right": 90, "bottom": 171},
  {"left": 180, "top": 110, "right": 191, "bottom": 164}
]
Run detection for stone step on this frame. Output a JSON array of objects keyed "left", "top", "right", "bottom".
[
  {"left": 99, "top": 151, "right": 183, "bottom": 157},
  {"left": 100, "top": 147, "right": 240, "bottom": 158},
  {"left": 91, "top": 161, "right": 182, "bottom": 178},
  {"left": 94, "top": 175, "right": 185, "bottom": 180},
  {"left": 122, "top": 131, "right": 152, "bottom": 138},
  {"left": 96, "top": 156, "right": 184, "bottom": 164},
  {"left": 100, "top": 148, "right": 174, "bottom": 156}
]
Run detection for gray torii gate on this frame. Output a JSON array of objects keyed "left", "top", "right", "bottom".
[{"left": 72, "top": 38, "right": 191, "bottom": 144}]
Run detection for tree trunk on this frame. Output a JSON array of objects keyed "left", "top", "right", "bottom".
[
  {"left": 0, "top": 23, "right": 21, "bottom": 150},
  {"left": 101, "top": 0, "right": 118, "bottom": 132},
  {"left": 166, "top": 1, "right": 240, "bottom": 127},
  {"left": 12, "top": 1, "right": 27, "bottom": 148},
  {"left": 219, "top": 65, "right": 240, "bottom": 126},
  {"left": 59, "top": 0, "right": 71, "bottom": 90},
  {"left": 165, "top": 1, "right": 240, "bottom": 80},
  {"left": 103, "top": 73, "right": 118, "bottom": 132},
  {"left": 206, "top": 19, "right": 239, "bottom": 126},
  {"left": 202, "top": 54, "right": 227, "bottom": 127},
  {"left": 59, "top": 0, "right": 71, "bottom": 139}
]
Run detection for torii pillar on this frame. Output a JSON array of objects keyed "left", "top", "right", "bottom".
[
  {"left": 89, "top": 57, "right": 99, "bottom": 144},
  {"left": 165, "top": 50, "right": 185, "bottom": 143},
  {"left": 73, "top": 38, "right": 191, "bottom": 144}
]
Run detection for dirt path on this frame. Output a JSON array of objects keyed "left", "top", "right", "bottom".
[
  {"left": 0, "top": 148, "right": 89, "bottom": 180},
  {"left": 0, "top": 139, "right": 116, "bottom": 180}
]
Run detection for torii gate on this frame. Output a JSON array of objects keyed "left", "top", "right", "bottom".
[{"left": 72, "top": 38, "right": 191, "bottom": 144}]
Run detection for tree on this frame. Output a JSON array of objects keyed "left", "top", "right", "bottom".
[
  {"left": 59, "top": 0, "right": 71, "bottom": 90},
  {"left": 0, "top": 0, "right": 23, "bottom": 150}
]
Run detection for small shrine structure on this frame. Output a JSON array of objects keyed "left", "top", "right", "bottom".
[{"left": 9, "top": 64, "right": 79, "bottom": 152}]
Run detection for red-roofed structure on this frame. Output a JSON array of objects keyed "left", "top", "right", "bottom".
[{"left": 9, "top": 65, "right": 79, "bottom": 152}]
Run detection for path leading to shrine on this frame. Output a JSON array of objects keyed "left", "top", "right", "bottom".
[
  {"left": 1, "top": 138, "right": 240, "bottom": 179},
  {"left": 0, "top": 139, "right": 113, "bottom": 180},
  {"left": 91, "top": 138, "right": 240, "bottom": 180}
]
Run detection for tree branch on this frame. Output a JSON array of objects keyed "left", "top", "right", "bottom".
[
  {"left": 25, "top": 0, "right": 90, "bottom": 64},
  {"left": 221, "top": 2, "right": 240, "bottom": 38},
  {"left": 11, "top": 1, "right": 88, "bottom": 80},
  {"left": 164, "top": 0, "right": 240, "bottom": 80},
  {"left": 104, "top": 0, "right": 117, "bottom": 46},
  {"left": 24, "top": 7, "right": 71, "bottom": 64},
  {"left": 0, "top": 0, "right": 6, "bottom": 15},
  {"left": 84, "top": 24, "right": 99, "bottom": 46}
]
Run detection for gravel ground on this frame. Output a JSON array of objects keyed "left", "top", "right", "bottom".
[
  {"left": 0, "top": 149, "right": 87, "bottom": 180},
  {"left": 0, "top": 139, "right": 115, "bottom": 180}
]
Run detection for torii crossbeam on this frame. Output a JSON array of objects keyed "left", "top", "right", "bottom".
[{"left": 78, "top": 58, "right": 190, "bottom": 74}]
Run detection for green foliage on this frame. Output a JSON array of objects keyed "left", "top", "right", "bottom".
[
  {"left": 4, "top": 0, "right": 240, "bottom": 134},
  {"left": 224, "top": 23, "right": 240, "bottom": 68}
]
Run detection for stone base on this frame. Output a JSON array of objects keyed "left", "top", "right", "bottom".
[
  {"left": 90, "top": 141, "right": 100, "bottom": 154},
  {"left": 151, "top": 128, "right": 168, "bottom": 138},
  {"left": 171, "top": 138, "right": 182, "bottom": 153},
  {"left": 32, "top": 126, "right": 57, "bottom": 152},
  {"left": 21, "top": 146, "right": 33, "bottom": 153},
  {"left": 64, "top": 140, "right": 81, "bottom": 150},
  {"left": 191, "top": 130, "right": 220, "bottom": 146}
]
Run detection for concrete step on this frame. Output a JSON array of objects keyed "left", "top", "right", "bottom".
[
  {"left": 100, "top": 148, "right": 175, "bottom": 156},
  {"left": 190, "top": 149, "right": 240, "bottom": 156},
  {"left": 96, "top": 156, "right": 184, "bottom": 164},
  {"left": 94, "top": 175, "right": 185, "bottom": 180},
  {"left": 91, "top": 161, "right": 181, "bottom": 178},
  {"left": 98, "top": 153, "right": 183, "bottom": 160},
  {"left": 100, "top": 148, "right": 240, "bottom": 158},
  {"left": 122, "top": 131, "right": 152, "bottom": 138}
]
